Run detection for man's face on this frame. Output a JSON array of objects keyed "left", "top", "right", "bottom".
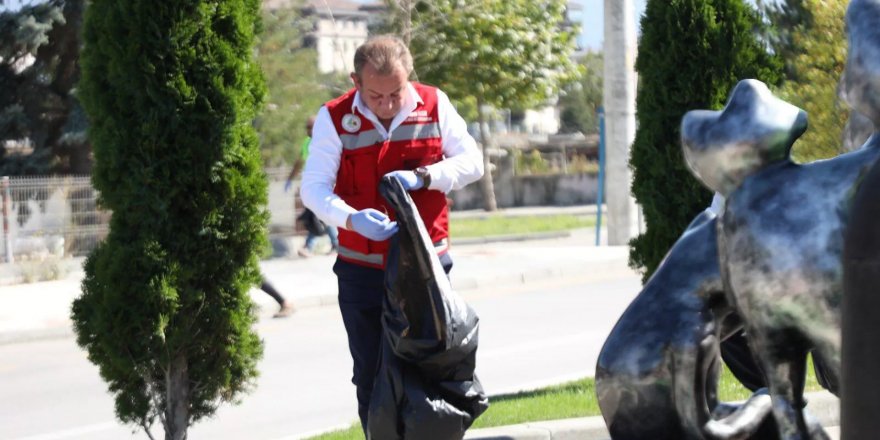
[{"left": 351, "top": 62, "right": 409, "bottom": 121}]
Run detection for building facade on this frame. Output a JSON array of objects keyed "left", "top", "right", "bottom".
[{"left": 301, "top": 0, "right": 375, "bottom": 74}]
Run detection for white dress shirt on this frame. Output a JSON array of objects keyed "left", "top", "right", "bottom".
[{"left": 300, "top": 83, "right": 484, "bottom": 229}]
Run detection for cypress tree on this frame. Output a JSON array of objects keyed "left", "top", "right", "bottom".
[
  {"left": 71, "top": 1, "right": 267, "bottom": 438},
  {"left": 628, "top": 0, "right": 781, "bottom": 281}
]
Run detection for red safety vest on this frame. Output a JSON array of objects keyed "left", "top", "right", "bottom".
[{"left": 327, "top": 83, "right": 449, "bottom": 269}]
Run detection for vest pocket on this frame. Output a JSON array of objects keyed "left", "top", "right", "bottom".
[
  {"left": 339, "top": 147, "right": 379, "bottom": 196},
  {"left": 401, "top": 145, "right": 442, "bottom": 170}
]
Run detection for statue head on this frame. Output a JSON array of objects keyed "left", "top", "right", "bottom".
[{"left": 680, "top": 80, "right": 807, "bottom": 196}]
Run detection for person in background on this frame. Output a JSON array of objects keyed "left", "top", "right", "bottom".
[
  {"left": 299, "top": 35, "right": 484, "bottom": 432},
  {"left": 260, "top": 276, "right": 294, "bottom": 318},
  {"left": 286, "top": 116, "right": 339, "bottom": 257}
]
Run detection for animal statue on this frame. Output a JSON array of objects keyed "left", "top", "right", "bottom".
[
  {"left": 841, "top": 119, "right": 880, "bottom": 439},
  {"left": 596, "top": 204, "right": 829, "bottom": 439},
  {"left": 596, "top": 209, "right": 771, "bottom": 439},
  {"left": 677, "top": 1, "right": 880, "bottom": 438},
  {"left": 599, "top": 2, "right": 880, "bottom": 438}
]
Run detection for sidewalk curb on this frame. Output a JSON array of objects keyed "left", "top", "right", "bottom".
[{"left": 464, "top": 390, "right": 839, "bottom": 440}]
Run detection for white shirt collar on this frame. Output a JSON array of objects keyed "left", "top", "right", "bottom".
[{"left": 351, "top": 82, "right": 423, "bottom": 137}]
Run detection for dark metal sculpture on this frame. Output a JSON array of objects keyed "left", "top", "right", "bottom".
[
  {"left": 680, "top": 1, "right": 880, "bottom": 437},
  {"left": 841, "top": 138, "right": 880, "bottom": 440},
  {"left": 596, "top": 210, "right": 754, "bottom": 439},
  {"left": 599, "top": 2, "right": 880, "bottom": 438},
  {"left": 596, "top": 206, "right": 817, "bottom": 439},
  {"left": 841, "top": 1, "right": 880, "bottom": 439}
]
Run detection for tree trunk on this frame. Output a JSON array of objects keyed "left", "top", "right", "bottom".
[
  {"left": 164, "top": 354, "right": 190, "bottom": 440},
  {"left": 476, "top": 100, "right": 498, "bottom": 211}
]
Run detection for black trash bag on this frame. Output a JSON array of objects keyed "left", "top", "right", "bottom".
[{"left": 366, "top": 175, "right": 489, "bottom": 440}]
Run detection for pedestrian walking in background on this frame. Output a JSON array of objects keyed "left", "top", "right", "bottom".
[
  {"left": 299, "top": 35, "right": 484, "bottom": 432},
  {"left": 286, "top": 116, "right": 339, "bottom": 257},
  {"left": 261, "top": 276, "right": 295, "bottom": 318}
]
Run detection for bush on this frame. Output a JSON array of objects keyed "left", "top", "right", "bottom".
[
  {"left": 71, "top": 1, "right": 268, "bottom": 437},
  {"left": 628, "top": 0, "right": 782, "bottom": 281}
]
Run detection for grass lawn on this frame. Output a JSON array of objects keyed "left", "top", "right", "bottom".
[
  {"left": 449, "top": 213, "right": 595, "bottom": 239},
  {"left": 305, "top": 212, "right": 823, "bottom": 439},
  {"left": 305, "top": 359, "right": 825, "bottom": 440}
]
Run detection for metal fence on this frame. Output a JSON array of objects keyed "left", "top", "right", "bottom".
[
  {"left": 1, "top": 175, "right": 108, "bottom": 262},
  {"left": 1, "top": 170, "right": 305, "bottom": 264}
]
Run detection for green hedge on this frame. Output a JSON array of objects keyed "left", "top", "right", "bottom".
[
  {"left": 72, "top": 0, "right": 268, "bottom": 433},
  {"left": 628, "top": 0, "right": 782, "bottom": 281}
]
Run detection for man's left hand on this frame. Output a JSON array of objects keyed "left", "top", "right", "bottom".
[{"left": 384, "top": 170, "right": 423, "bottom": 191}]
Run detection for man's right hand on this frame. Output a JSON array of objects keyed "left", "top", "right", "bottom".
[
  {"left": 347, "top": 209, "right": 398, "bottom": 241},
  {"left": 284, "top": 179, "right": 293, "bottom": 192}
]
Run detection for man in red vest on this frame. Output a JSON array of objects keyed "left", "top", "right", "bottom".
[{"left": 300, "top": 35, "right": 484, "bottom": 431}]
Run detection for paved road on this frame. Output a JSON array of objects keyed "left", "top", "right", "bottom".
[{"left": 0, "top": 272, "right": 640, "bottom": 440}]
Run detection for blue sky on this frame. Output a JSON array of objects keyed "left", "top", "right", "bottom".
[{"left": 579, "top": 0, "right": 648, "bottom": 51}]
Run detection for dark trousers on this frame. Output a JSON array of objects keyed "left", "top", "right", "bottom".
[{"left": 334, "top": 253, "right": 453, "bottom": 433}]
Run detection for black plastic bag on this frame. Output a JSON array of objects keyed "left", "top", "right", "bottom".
[{"left": 366, "top": 176, "right": 489, "bottom": 440}]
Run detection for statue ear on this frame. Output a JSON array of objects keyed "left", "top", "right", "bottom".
[{"left": 681, "top": 79, "right": 806, "bottom": 196}]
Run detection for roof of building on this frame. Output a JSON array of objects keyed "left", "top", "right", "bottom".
[
  {"left": 304, "top": 0, "right": 383, "bottom": 16},
  {"left": 263, "top": 0, "right": 381, "bottom": 14}
]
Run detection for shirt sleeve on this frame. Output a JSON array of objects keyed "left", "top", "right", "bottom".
[
  {"left": 299, "top": 106, "right": 357, "bottom": 229},
  {"left": 424, "top": 89, "right": 485, "bottom": 193}
]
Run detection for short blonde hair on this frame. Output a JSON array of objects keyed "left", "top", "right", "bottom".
[{"left": 353, "top": 35, "right": 413, "bottom": 78}]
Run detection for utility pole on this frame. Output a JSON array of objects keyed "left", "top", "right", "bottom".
[{"left": 603, "top": 0, "right": 638, "bottom": 246}]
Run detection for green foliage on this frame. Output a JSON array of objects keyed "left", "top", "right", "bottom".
[
  {"left": 386, "top": 0, "right": 582, "bottom": 210},
  {"left": 0, "top": 0, "right": 90, "bottom": 175},
  {"left": 514, "top": 149, "right": 551, "bottom": 175},
  {"left": 449, "top": 213, "right": 595, "bottom": 239},
  {"left": 776, "top": 0, "right": 847, "bottom": 163},
  {"left": 403, "top": 0, "right": 581, "bottom": 111},
  {"left": 757, "top": 0, "right": 810, "bottom": 79},
  {"left": 629, "top": 0, "right": 782, "bottom": 281},
  {"left": 471, "top": 378, "right": 597, "bottom": 428},
  {"left": 72, "top": 0, "right": 268, "bottom": 434},
  {"left": 512, "top": 149, "right": 598, "bottom": 175},
  {"left": 559, "top": 51, "right": 603, "bottom": 134},
  {"left": 255, "top": 4, "right": 329, "bottom": 167}
]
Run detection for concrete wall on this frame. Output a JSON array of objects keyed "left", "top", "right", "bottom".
[{"left": 448, "top": 173, "right": 600, "bottom": 211}]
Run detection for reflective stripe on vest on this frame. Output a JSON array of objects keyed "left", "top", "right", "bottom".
[
  {"left": 338, "top": 238, "right": 449, "bottom": 266},
  {"left": 339, "top": 122, "right": 441, "bottom": 151}
]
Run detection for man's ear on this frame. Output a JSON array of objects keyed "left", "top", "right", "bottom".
[{"left": 350, "top": 72, "right": 360, "bottom": 89}]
